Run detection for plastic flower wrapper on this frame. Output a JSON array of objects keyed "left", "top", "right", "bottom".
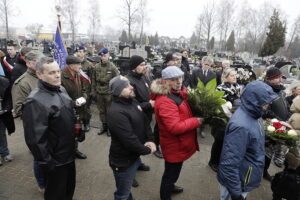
[
  {"left": 265, "top": 119, "right": 299, "bottom": 147},
  {"left": 187, "top": 78, "right": 228, "bottom": 128}
]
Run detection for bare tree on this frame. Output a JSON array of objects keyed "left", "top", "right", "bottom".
[
  {"left": 25, "top": 23, "right": 44, "bottom": 40},
  {"left": 0, "top": 0, "right": 14, "bottom": 39},
  {"left": 88, "top": 0, "right": 101, "bottom": 44},
  {"left": 117, "top": 0, "right": 139, "bottom": 43},
  {"left": 287, "top": 15, "right": 300, "bottom": 50},
  {"left": 195, "top": 13, "right": 205, "bottom": 48},
  {"left": 201, "top": 1, "right": 217, "bottom": 50},
  {"left": 137, "top": 0, "right": 149, "bottom": 45},
  {"left": 56, "top": 0, "right": 79, "bottom": 44},
  {"left": 217, "top": 0, "right": 235, "bottom": 50}
]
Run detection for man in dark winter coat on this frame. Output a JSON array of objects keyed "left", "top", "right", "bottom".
[
  {"left": 22, "top": 57, "right": 76, "bottom": 200},
  {"left": 107, "top": 75, "right": 156, "bottom": 200},
  {"left": 263, "top": 67, "right": 291, "bottom": 180},
  {"left": 190, "top": 56, "right": 216, "bottom": 88},
  {"left": 217, "top": 81, "right": 278, "bottom": 200},
  {"left": 1, "top": 43, "right": 18, "bottom": 81},
  {"left": 11, "top": 47, "right": 32, "bottom": 84}
]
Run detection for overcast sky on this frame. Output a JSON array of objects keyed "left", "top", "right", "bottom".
[{"left": 8, "top": 0, "right": 300, "bottom": 38}]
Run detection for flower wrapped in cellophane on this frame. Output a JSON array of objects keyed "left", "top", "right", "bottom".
[
  {"left": 265, "top": 118, "right": 299, "bottom": 147},
  {"left": 187, "top": 78, "right": 228, "bottom": 128}
]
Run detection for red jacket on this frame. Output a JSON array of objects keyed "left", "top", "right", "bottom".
[{"left": 151, "top": 79, "right": 200, "bottom": 163}]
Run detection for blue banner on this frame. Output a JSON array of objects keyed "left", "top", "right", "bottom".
[
  {"left": 53, "top": 26, "right": 68, "bottom": 69},
  {"left": 0, "top": 62, "right": 5, "bottom": 76}
]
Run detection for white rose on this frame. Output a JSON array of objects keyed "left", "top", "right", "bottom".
[
  {"left": 225, "top": 101, "right": 232, "bottom": 110},
  {"left": 271, "top": 118, "right": 279, "bottom": 123},
  {"left": 288, "top": 130, "right": 297, "bottom": 136},
  {"left": 267, "top": 126, "right": 276, "bottom": 132}
]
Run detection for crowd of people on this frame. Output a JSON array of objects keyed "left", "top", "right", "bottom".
[{"left": 1, "top": 42, "right": 300, "bottom": 200}]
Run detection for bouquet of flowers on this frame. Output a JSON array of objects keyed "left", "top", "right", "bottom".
[
  {"left": 265, "top": 118, "right": 299, "bottom": 147},
  {"left": 187, "top": 78, "right": 228, "bottom": 128},
  {"left": 236, "top": 67, "right": 254, "bottom": 85}
]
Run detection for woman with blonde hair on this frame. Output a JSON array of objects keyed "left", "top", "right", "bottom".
[{"left": 208, "top": 67, "right": 241, "bottom": 172}]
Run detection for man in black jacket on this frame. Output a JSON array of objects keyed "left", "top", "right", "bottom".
[
  {"left": 107, "top": 75, "right": 156, "bottom": 200},
  {"left": 11, "top": 47, "right": 32, "bottom": 84},
  {"left": 263, "top": 67, "right": 291, "bottom": 181},
  {"left": 22, "top": 56, "right": 76, "bottom": 200}
]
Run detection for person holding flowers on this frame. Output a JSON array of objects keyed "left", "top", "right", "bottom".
[
  {"left": 263, "top": 67, "right": 291, "bottom": 180},
  {"left": 217, "top": 81, "right": 278, "bottom": 200},
  {"left": 151, "top": 66, "right": 203, "bottom": 200},
  {"left": 208, "top": 68, "right": 241, "bottom": 172}
]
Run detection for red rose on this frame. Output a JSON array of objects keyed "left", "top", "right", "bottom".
[
  {"left": 275, "top": 130, "right": 285, "bottom": 134},
  {"left": 273, "top": 122, "right": 283, "bottom": 129}
]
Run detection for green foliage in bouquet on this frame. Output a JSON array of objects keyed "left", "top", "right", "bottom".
[{"left": 187, "top": 78, "right": 228, "bottom": 128}]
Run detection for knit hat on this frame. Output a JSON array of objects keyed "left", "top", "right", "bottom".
[
  {"left": 129, "top": 55, "right": 145, "bottom": 70},
  {"left": 66, "top": 55, "right": 82, "bottom": 65},
  {"left": 109, "top": 75, "right": 130, "bottom": 97},
  {"left": 285, "top": 147, "right": 300, "bottom": 169},
  {"left": 162, "top": 66, "right": 184, "bottom": 79},
  {"left": 266, "top": 67, "right": 283, "bottom": 80},
  {"left": 98, "top": 48, "right": 109, "bottom": 56}
]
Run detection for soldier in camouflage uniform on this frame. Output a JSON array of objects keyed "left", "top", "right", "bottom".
[
  {"left": 92, "top": 48, "right": 119, "bottom": 136},
  {"left": 75, "top": 45, "right": 94, "bottom": 131}
]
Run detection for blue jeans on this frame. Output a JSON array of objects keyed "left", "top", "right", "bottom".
[
  {"left": 0, "top": 120, "right": 9, "bottom": 157},
  {"left": 220, "top": 184, "right": 248, "bottom": 200},
  {"left": 34, "top": 160, "right": 45, "bottom": 189},
  {"left": 112, "top": 158, "right": 141, "bottom": 200}
]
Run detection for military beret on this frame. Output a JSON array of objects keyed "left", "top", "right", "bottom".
[
  {"left": 98, "top": 48, "right": 109, "bottom": 56},
  {"left": 66, "top": 55, "right": 82, "bottom": 65},
  {"left": 75, "top": 45, "right": 85, "bottom": 52},
  {"left": 48, "top": 44, "right": 55, "bottom": 51}
]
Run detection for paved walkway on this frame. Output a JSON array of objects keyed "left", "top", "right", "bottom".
[{"left": 0, "top": 114, "right": 279, "bottom": 200}]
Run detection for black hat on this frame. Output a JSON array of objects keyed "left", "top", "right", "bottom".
[
  {"left": 109, "top": 75, "right": 130, "bottom": 96},
  {"left": 266, "top": 67, "right": 283, "bottom": 80},
  {"left": 129, "top": 55, "right": 145, "bottom": 70},
  {"left": 66, "top": 55, "right": 82, "bottom": 65}
]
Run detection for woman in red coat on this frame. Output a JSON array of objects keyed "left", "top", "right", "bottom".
[{"left": 151, "top": 66, "right": 203, "bottom": 200}]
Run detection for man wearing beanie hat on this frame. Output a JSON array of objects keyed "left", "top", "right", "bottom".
[
  {"left": 107, "top": 75, "right": 156, "bottom": 200},
  {"left": 263, "top": 66, "right": 291, "bottom": 181},
  {"left": 75, "top": 45, "right": 94, "bottom": 132},
  {"left": 126, "top": 55, "right": 153, "bottom": 185},
  {"left": 151, "top": 66, "right": 203, "bottom": 200},
  {"left": 271, "top": 147, "right": 300, "bottom": 200},
  {"left": 92, "top": 47, "right": 119, "bottom": 136},
  {"left": 61, "top": 55, "right": 88, "bottom": 159}
]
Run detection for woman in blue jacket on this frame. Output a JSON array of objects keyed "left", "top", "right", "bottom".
[{"left": 217, "top": 81, "right": 278, "bottom": 200}]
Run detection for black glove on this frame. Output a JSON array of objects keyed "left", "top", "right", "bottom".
[{"left": 232, "top": 195, "right": 245, "bottom": 200}]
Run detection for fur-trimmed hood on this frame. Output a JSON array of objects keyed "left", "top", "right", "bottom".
[{"left": 150, "top": 78, "right": 172, "bottom": 96}]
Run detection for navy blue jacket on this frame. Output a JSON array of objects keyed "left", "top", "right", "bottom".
[{"left": 217, "top": 81, "right": 278, "bottom": 199}]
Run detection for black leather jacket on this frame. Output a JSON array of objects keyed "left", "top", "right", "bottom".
[{"left": 22, "top": 80, "right": 75, "bottom": 168}]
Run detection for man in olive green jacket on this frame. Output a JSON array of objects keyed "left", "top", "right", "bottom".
[
  {"left": 12, "top": 50, "right": 43, "bottom": 118},
  {"left": 61, "top": 55, "right": 88, "bottom": 159},
  {"left": 92, "top": 48, "right": 119, "bottom": 136},
  {"left": 75, "top": 45, "right": 94, "bottom": 131}
]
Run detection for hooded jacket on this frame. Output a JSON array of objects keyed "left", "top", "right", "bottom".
[
  {"left": 217, "top": 81, "right": 278, "bottom": 199},
  {"left": 288, "top": 96, "right": 300, "bottom": 130},
  {"left": 151, "top": 79, "right": 200, "bottom": 163}
]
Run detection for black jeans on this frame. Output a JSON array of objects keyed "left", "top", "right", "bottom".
[
  {"left": 43, "top": 161, "right": 76, "bottom": 200},
  {"left": 209, "top": 128, "right": 225, "bottom": 166},
  {"left": 160, "top": 161, "right": 183, "bottom": 200},
  {"left": 154, "top": 122, "right": 160, "bottom": 146}
]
